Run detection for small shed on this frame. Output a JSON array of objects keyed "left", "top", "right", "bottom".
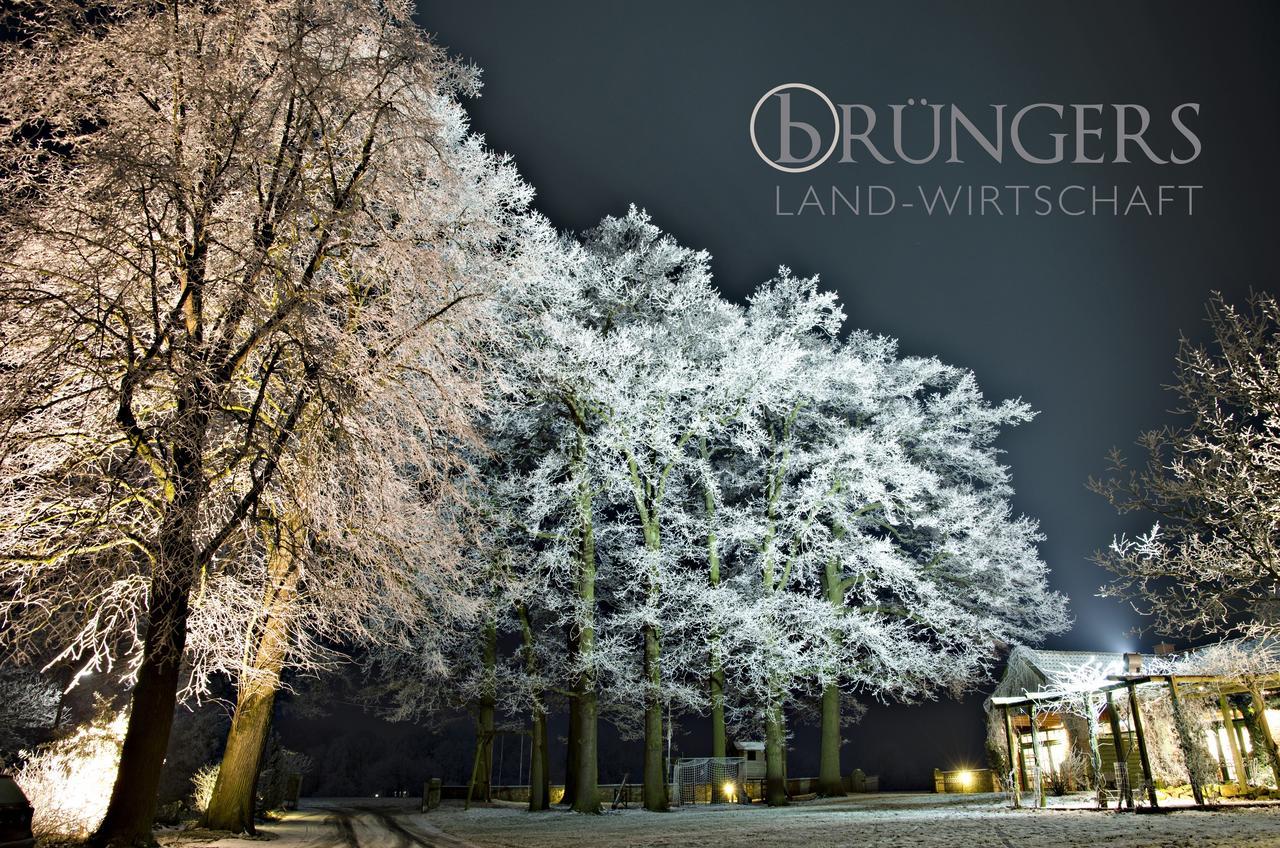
[{"left": 732, "top": 740, "right": 767, "bottom": 779}]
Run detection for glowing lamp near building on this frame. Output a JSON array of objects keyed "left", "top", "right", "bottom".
[
  {"left": 723, "top": 783, "right": 737, "bottom": 802},
  {"left": 957, "top": 770, "right": 974, "bottom": 789}
]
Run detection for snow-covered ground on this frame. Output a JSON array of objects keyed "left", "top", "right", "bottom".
[{"left": 174, "top": 794, "right": 1280, "bottom": 848}]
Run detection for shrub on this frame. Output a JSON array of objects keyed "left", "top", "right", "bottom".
[
  {"left": 191, "top": 763, "right": 220, "bottom": 815},
  {"left": 14, "top": 700, "right": 127, "bottom": 839}
]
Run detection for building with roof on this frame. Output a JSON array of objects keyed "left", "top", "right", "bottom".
[{"left": 980, "top": 641, "right": 1280, "bottom": 808}]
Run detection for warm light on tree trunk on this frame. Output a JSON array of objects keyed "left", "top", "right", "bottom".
[{"left": 204, "top": 518, "right": 301, "bottom": 834}]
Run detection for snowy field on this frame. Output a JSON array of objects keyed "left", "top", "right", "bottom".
[{"left": 167, "top": 793, "right": 1280, "bottom": 848}]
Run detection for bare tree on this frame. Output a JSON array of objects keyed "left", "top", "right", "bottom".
[
  {"left": 0, "top": 1, "right": 529, "bottom": 843},
  {"left": 1091, "top": 291, "right": 1280, "bottom": 641}
]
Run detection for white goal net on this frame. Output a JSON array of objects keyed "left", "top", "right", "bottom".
[{"left": 671, "top": 757, "right": 747, "bottom": 805}]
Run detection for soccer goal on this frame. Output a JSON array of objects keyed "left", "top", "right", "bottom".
[{"left": 671, "top": 757, "right": 747, "bottom": 805}]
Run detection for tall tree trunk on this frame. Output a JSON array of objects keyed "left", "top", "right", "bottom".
[
  {"left": 540, "top": 719, "right": 551, "bottom": 805},
  {"left": 92, "top": 576, "right": 191, "bottom": 847},
  {"left": 641, "top": 622, "right": 668, "bottom": 811},
  {"left": 517, "top": 605, "right": 550, "bottom": 812},
  {"left": 563, "top": 622, "right": 580, "bottom": 807},
  {"left": 570, "top": 464, "right": 599, "bottom": 814},
  {"left": 574, "top": 687, "right": 599, "bottom": 813},
  {"left": 709, "top": 666, "right": 726, "bottom": 759},
  {"left": 204, "top": 517, "right": 301, "bottom": 833},
  {"left": 94, "top": 414, "right": 206, "bottom": 848},
  {"left": 470, "top": 618, "right": 497, "bottom": 803},
  {"left": 529, "top": 711, "right": 550, "bottom": 811},
  {"left": 757, "top": 411, "right": 796, "bottom": 810},
  {"left": 701, "top": 439, "right": 727, "bottom": 783},
  {"left": 709, "top": 663, "right": 727, "bottom": 801},
  {"left": 636, "top": 509, "right": 668, "bottom": 813},
  {"left": 817, "top": 683, "right": 844, "bottom": 796},
  {"left": 764, "top": 699, "right": 788, "bottom": 806},
  {"left": 816, "top": 551, "right": 846, "bottom": 797},
  {"left": 564, "top": 692, "right": 580, "bottom": 807}
]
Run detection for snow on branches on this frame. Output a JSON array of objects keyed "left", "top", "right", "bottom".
[
  {"left": 439, "top": 206, "right": 1067, "bottom": 809},
  {"left": 0, "top": 0, "right": 533, "bottom": 695},
  {"left": 1092, "top": 291, "right": 1280, "bottom": 641}
]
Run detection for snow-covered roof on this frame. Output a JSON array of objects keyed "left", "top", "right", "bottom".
[
  {"left": 988, "top": 645, "right": 1144, "bottom": 702},
  {"left": 989, "top": 638, "right": 1270, "bottom": 706},
  {"left": 732, "top": 740, "right": 765, "bottom": 751}
]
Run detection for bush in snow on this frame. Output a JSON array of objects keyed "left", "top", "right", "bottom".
[{"left": 14, "top": 699, "right": 127, "bottom": 839}]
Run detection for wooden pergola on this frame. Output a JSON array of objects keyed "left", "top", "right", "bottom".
[{"left": 991, "top": 671, "right": 1280, "bottom": 810}]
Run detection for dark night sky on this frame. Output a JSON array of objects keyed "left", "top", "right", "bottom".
[{"left": 348, "top": 0, "right": 1280, "bottom": 789}]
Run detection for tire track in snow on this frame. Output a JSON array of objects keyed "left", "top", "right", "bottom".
[
  {"left": 990, "top": 825, "right": 1018, "bottom": 848},
  {"left": 354, "top": 805, "right": 480, "bottom": 848},
  {"left": 327, "top": 810, "right": 361, "bottom": 848}
]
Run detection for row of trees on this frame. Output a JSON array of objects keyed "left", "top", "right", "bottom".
[
  {"left": 387, "top": 208, "right": 1069, "bottom": 811},
  {"left": 0, "top": 0, "right": 1068, "bottom": 843}
]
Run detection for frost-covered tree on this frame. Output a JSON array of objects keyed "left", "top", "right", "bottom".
[
  {"left": 471, "top": 214, "right": 1065, "bottom": 812},
  {"left": 1092, "top": 291, "right": 1280, "bottom": 642},
  {"left": 198, "top": 58, "right": 531, "bottom": 834},
  {"left": 473, "top": 209, "right": 708, "bottom": 811},
  {"left": 485, "top": 440, "right": 581, "bottom": 814},
  {"left": 577, "top": 210, "right": 741, "bottom": 810},
  {"left": 474, "top": 223, "right": 612, "bottom": 812},
  {"left": 368, "top": 218, "right": 575, "bottom": 811},
  {"left": 0, "top": 1, "right": 530, "bottom": 842},
  {"left": 712, "top": 277, "right": 1068, "bottom": 805},
  {"left": 470, "top": 209, "right": 743, "bottom": 811},
  {"left": 698, "top": 272, "right": 846, "bottom": 804}
]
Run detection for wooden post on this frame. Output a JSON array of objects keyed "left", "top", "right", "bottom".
[
  {"left": 1234, "top": 708, "right": 1252, "bottom": 778},
  {"left": 1250, "top": 687, "right": 1280, "bottom": 787},
  {"left": 1001, "top": 707, "right": 1021, "bottom": 807},
  {"left": 1165, "top": 677, "right": 1204, "bottom": 805},
  {"left": 1084, "top": 693, "right": 1104, "bottom": 809},
  {"left": 1012, "top": 712, "right": 1029, "bottom": 790},
  {"left": 1027, "top": 707, "right": 1046, "bottom": 807},
  {"left": 1127, "top": 682, "right": 1159, "bottom": 808},
  {"left": 1219, "top": 693, "right": 1248, "bottom": 792},
  {"left": 1105, "top": 690, "right": 1132, "bottom": 809},
  {"left": 1212, "top": 722, "right": 1230, "bottom": 783}
]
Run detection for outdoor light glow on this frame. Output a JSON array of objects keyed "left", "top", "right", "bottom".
[
  {"left": 724, "top": 782, "right": 736, "bottom": 799},
  {"left": 957, "top": 770, "right": 974, "bottom": 787},
  {"left": 14, "top": 708, "right": 128, "bottom": 839}
]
